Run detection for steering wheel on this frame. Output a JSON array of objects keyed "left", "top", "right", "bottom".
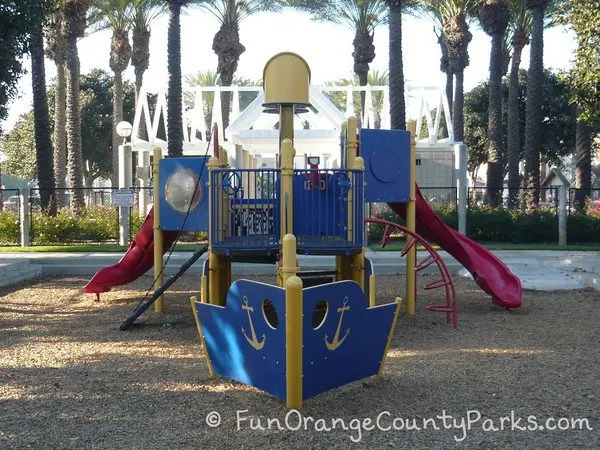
[
  {"left": 335, "top": 172, "right": 352, "bottom": 196},
  {"left": 220, "top": 171, "right": 242, "bottom": 196}
]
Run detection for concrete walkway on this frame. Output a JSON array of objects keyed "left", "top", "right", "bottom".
[{"left": 0, "top": 249, "right": 599, "bottom": 291}]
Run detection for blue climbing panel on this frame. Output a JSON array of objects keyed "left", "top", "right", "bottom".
[
  {"left": 302, "top": 281, "right": 398, "bottom": 400},
  {"left": 159, "top": 157, "right": 209, "bottom": 231},
  {"left": 360, "top": 128, "right": 411, "bottom": 203},
  {"left": 193, "top": 280, "right": 287, "bottom": 400}
]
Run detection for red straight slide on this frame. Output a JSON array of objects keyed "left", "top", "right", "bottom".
[
  {"left": 84, "top": 208, "right": 178, "bottom": 295},
  {"left": 388, "top": 187, "right": 522, "bottom": 308}
]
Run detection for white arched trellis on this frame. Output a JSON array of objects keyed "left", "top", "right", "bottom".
[{"left": 130, "top": 83, "right": 454, "bottom": 155}]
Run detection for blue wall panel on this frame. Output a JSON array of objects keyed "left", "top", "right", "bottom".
[
  {"left": 301, "top": 281, "right": 398, "bottom": 400},
  {"left": 159, "top": 157, "right": 209, "bottom": 231},
  {"left": 360, "top": 129, "right": 411, "bottom": 203},
  {"left": 194, "top": 280, "right": 287, "bottom": 400}
]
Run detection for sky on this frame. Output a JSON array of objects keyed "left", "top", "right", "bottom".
[{"left": 2, "top": 8, "right": 577, "bottom": 132}]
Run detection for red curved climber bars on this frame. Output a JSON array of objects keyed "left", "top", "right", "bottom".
[{"left": 365, "top": 217, "right": 458, "bottom": 328}]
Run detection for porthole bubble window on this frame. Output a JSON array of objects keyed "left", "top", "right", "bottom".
[{"left": 165, "top": 168, "right": 203, "bottom": 214}]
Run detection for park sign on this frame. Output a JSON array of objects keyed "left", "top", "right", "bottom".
[{"left": 112, "top": 189, "right": 135, "bottom": 207}]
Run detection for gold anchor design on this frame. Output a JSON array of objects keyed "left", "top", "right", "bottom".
[
  {"left": 241, "top": 296, "right": 266, "bottom": 350},
  {"left": 325, "top": 297, "right": 350, "bottom": 351}
]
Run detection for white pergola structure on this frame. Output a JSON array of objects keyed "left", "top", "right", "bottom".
[{"left": 131, "top": 83, "right": 454, "bottom": 158}]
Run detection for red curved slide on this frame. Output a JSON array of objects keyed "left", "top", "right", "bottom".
[
  {"left": 388, "top": 187, "right": 522, "bottom": 308},
  {"left": 84, "top": 208, "right": 178, "bottom": 295}
]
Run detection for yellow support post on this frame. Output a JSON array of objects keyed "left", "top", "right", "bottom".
[
  {"left": 207, "top": 155, "right": 222, "bottom": 305},
  {"left": 335, "top": 122, "right": 348, "bottom": 282},
  {"left": 351, "top": 155, "right": 365, "bottom": 290},
  {"left": 280, "top": 139, "right": 295, "bottom": 239},
  {"left": 152, "top": 147, "right": 164, "bottom": 313},
  {"left": 285, "top": 275, "right": 303, "bottom": 409},
  {"left": 406, "top": 120, "right": 417, "bottom": 315},
  {"left": 378, "top": 296, "right": 403, "bottom": 376},
  {"left": 369, "top": 274, "right": 376, "bottom": 308},
  {"left": 200, "top": 275, "right": 207, "bottom": 303},
  {"left": 279, "top": 105, "right": 295, "bottom": 147},
  {"left": 281, "top": 234, "right": 297, "bottom": 284}
]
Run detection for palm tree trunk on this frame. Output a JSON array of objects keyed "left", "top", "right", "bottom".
[
  {"left": 167, "top": 1, "right": 184, "bottom": 157},
  {"left": 220, "top": 72, "right": 233, "bottom": 135},
  {"left": 134, "top": 66, "right": 148, "bottom": 141},
  {"left": 574, "top": 117, "right": 592, "bottom": 211},
  {"left": 453, "top": 71, "right": 465, "bottom": 142},
  {"left": 388, "top": 2, "right": 406, "bottom": 130},
  {"left": 54, "top": 62, "right": 67, "bottom": 209},
  {"left": 66, "top": 31, "right": 86, "bottom": 211},
  {"left": 31, "top": 25, "right": 57, "bottom": 216},
  {"left": 524, "top": 5, "right": 546, "bottom": 210},
  {"left": 132, "top": 26, "right": 150, "bottom": 141},
  {"left": 445, "top": 72, "right": 453, "bottom": 117},
  {"left": 507, "top": 41, "right": 525, "bottom": 209},
  {"left": 486, "top": 32, "right": 506, "bottom": 208},
  {"left": 112, "top": 71, "right": 124, "bottom": 187},
  {"left": 213, "top": 22, "right": 245, "bottom": 137}
]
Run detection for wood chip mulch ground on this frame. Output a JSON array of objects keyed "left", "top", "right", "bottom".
[{"left": 1, "top": 274, "right": 599, "bottom": 449}]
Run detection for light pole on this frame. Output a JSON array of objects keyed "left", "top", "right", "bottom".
[{"left": 116, "top": 121, "right": 133, "bottom": 246}]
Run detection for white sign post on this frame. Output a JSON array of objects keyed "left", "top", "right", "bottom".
[{"left": 117, "top": 143, "right": 133, "bottom": 245}]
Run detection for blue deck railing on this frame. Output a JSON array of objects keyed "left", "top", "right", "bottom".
[
  {"left": 210, "top": 168, "right": 280, "bottom": 252},
  {"left": 292, "top": 169, "right": 364, "bottom": 251},
  {"left": 210, "top": 168, "right": 364, "bottom": 253}
]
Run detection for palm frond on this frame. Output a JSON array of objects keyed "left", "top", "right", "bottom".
[{"left": 198, "top": 0, "right": 285, "bottom": 25}]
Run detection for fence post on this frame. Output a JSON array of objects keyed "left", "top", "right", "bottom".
[
  {"left": 454, "top": 143, "right": 468, "bottom": 235},
  {"left": 558, "top": 185, "right": 567, "bottom": 246},
  {"left": 19, "top": 187, "right": 30, "bottom": 247},
  {"left": 118, "top": 143, "right": 133, "bottom": 245}
]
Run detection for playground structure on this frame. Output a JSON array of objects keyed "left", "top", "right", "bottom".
[{"left": 84, "top": 52, "right": 523, "bottom": 408}]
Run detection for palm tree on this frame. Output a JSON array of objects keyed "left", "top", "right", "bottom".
[
  {"left": 290, "top": 1, "right": 388, "bottom": 123},
  {"left": 91, "top": 0, "right": 133, "bottom": 187},
  {"left": 479, "top": 0, "right": 509, "bottom": 207},
  {"left": 31, "top": 19, "right": 57, "bottom": 215},
  {"left": 506, "top": 0, "right": 531, "bottom": 208},
  {"left": 131, "top": 0, "right": 165, "bottom": 140},
  {"left": 523, "top": 0, "right": 550, "bottom": 210},
  {"left": 421, "top": 0, "right": 476, "bottom": 142},
  {"left": 200, "top": 0, "right": 285, "bottom": 133},
  {"left": 574, "top": 114, "right": 592, "bottom": 210},
  {"left": 388, "top": 0, "right": 407, "bottom": 130},
  {"left": 45, "top": 6, "right": 68, "bottom": 209},
  {"left": 163, "top": 0, "right": 199, "bottom": 157},
  {"left": 64, "top": 0, "right": 91, "bottom": 210}
]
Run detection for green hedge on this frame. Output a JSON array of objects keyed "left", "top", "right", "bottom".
[
  {"left": 467, "top": 207, "right": 558, "bottom": 243},
  {"left": 368, "top": 204, "right": 600, "bottom": 244},
  {"left": 368, "top": 203, "right": 457, "bottom": 242},
  {"left": 0, "top": 206, "right": 209, "bottom": 245},
  {"left": 0, "top": 211, "right": 20, "bottom": 244},
  {"left": 30, "top": 205, "right": 121, "bottom": 244}
]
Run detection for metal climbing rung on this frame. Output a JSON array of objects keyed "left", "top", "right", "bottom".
[
  {"left": 415, "top": 254, "right": 437, "bottom": 272},
  {"left": 424, "top": 278, "right": 451, "bottom": 290},
  {"left": 401, "top": 237, "right": 417, "bottom": 256}
]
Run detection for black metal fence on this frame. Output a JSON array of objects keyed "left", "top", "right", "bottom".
[
  {"left": 0, "top": 187, "right": 154, "bottom": 246},
  {"left": 3, "top": 185, "right": 600, "bottom": 246},
  {"left": 568, "top": 188, "right": 600, "bottom": 214}
]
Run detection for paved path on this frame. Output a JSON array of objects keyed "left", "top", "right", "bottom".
[{"left": 0, "top": 250, "right": 599, "bottom": 291}]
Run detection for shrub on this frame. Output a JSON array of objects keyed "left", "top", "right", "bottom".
[
  {"left": 467, "top": 207, "right": 557, "bottom": 243},
  {"left": 0, "top": 211, "right": 20, "bottom": 244},
  {"left": 30, "top": 206, "right": 119, "bottom": 244},
  {"left": 367, "top": 202, "right": 457, "bottom": 242}
]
